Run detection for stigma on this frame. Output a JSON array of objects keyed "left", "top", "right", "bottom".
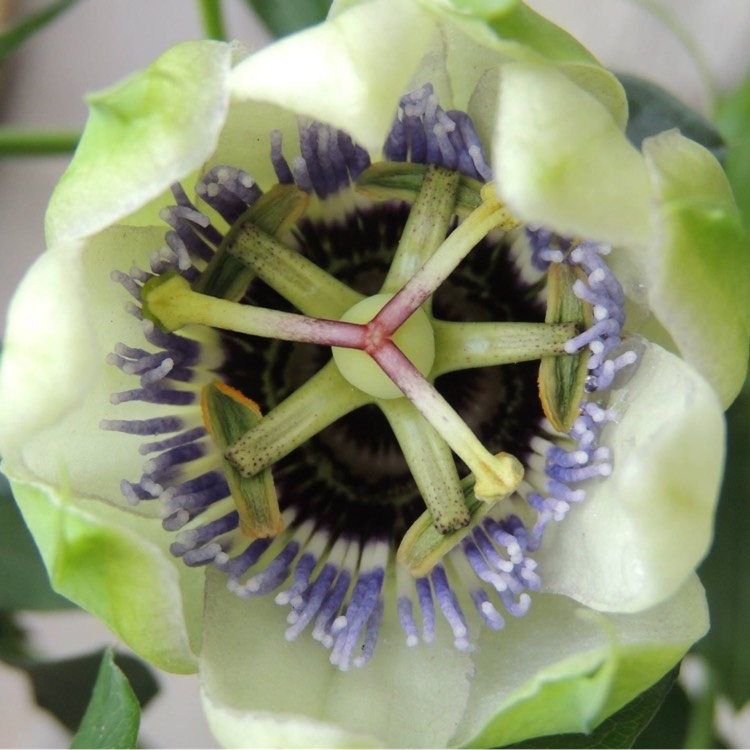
[{"left": 101, "top": 84, "right": 637, "bottom": 670}]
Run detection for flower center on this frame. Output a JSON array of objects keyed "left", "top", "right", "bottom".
[
  {"left": 103, "top": 83, "right": 638, "bottom": 670},
  {"left": 332, "top": 293, "right": 435, "bottom": 399}
]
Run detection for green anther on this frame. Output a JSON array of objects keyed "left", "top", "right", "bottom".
[
  {"left": 332, "top": 294, "right": 435, "bottom": 400},
  {"left": 381, "top": 164, "right": 461, "bottom": 297},
  {"left": 431, "top": 320, "right": 579, "bottom": 376},
  {"left": 356, "top": 161, "right": 484, "bottom": 217},
  {"left": 201, "top": 381, "right": 282, "bottom": 538},
  {"left": 538, "top": 262, "right": 592, "bottom": 433},
  {"left": 397, "top": 476, "right": 498, "bottom": 577},
  {"left": 194, "top": 184, "right": 309, "bottom": 301}
]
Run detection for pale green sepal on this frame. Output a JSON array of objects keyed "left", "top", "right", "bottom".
[
  {"left": 493, "top": 61, "right": 652, "bottom": 248},
  {"left": 45, "top": 40, "right": 232, "bottom": 246},
  {"left": 0, "top": 239, "right": 94, "bottom": 452},
  {"left": 429, "top": 0, "right": 519, "bottom": 19},
  {"left": 426, "top": 1, "right": 627, "bottom": 127},
  {"left": 7, "top": 475, "right": 201, "bottom": 674},
  {"left": 200, "top": 567, "right": 473, "bottom": 748},
  {"left": 486, "top": 2, "right": 598, "bottom": 64},
  {"left": 558, "top": 63, "right": 629, "bottom": 131},
  {"left": 0, "top": 226, "right": 195, "bottom": 502},
  {"left": 229, "top": 0, "right": 436, "bottom": 153},
  {"left": 202, "top": 690, "right": 381, "bottom": 749},
  {"left": 454, "top": 576, "right": 707, "bottom": 748},
  {"left": 538, "top": 342, "right": 724, "bottom": 612},
  {"left": 643, "top": 129, "right": 750, "bottom": 407}
]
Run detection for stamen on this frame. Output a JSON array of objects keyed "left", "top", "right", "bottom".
[
  {"left": 197, "top": 185, "right": 308, "bottom": 301},
  {"left": 397, "top": 478, "right": 497, "bottom": 578},
  {"left": 371, "top": 341, "right": 524, "bottom": 502},
  {"left": 224, "top": 213, "right": 363, "bottom": 319},
  {"left": 381, "top": 399, "right": 470, "bottom": 534},
  {"left": 225, "top": 362, "right": 372, "bottom": 479},
  {"left": 432, "top": 321, "right": 577, "bottom": 375},
  {"left": 538, "top": 262, "right": 591, "bottom": 432},
  {"left": 201, "top": 381, "right": 282, "bottom": 538},
  {"left": 373, "top": 186, "right": 519, "bottom": 334},
  {"left": 356, "top": 162, "right": 482, "bottom": 218},
  {"left": 381, "top": 164, "right": 461, "bottom": 297}
]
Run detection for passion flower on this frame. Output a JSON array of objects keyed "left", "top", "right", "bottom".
[{"left": 1, "top": 0, "right": 747, "bottom": 746}]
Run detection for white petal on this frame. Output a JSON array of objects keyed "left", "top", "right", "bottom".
[
  {"left": 45, "top": 41, "right": 233, "bottom": 246},
  {"left": 492, "top": 61, "right": 653, "bottom": 248},
  {"left": 199, "top": 567, "right": 473, "bottom": 748},
  {"left": 0, "top": 226, "right": 215, "bottom": 507},
  {"left": 537, "top": 341, "right": 724, "bottom": 612},
  {"left": 230, "top": 0, "right": 436, "bottom": 153}
]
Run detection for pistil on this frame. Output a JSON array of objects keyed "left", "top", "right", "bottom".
[
  {"left": 373, "top": 185, "right": 520, "bottom": 334},
  {"left": 142, "top": 272, "right": 367, "bottom": 348},
  {"left": 380, "top": 164, "right": 460, "bottom": 300},
  {"left": 371, "top": 340, "right": 524, "bottom": 502}
]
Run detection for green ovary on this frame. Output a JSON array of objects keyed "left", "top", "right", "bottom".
[{"left": 331, "top": 293, "right": 435, "bottom": 399}]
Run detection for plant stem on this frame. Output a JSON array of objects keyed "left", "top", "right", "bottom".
[
  {"left": 0, "top": 128, "right": 80, "bottom": 156},
  {"left": 198, "top": 0, "right": 227, "bottom": 40}
]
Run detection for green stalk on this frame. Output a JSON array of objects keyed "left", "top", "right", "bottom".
[
  {"left": 0, "top": 128, "right": 80, "bottom": 156},
  {"left": 197, "top": 0, "right": 227, "bottom": 40}
]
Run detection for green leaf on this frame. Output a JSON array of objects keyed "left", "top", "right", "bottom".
[
  {"left": 0, "top": 472, "right": 73, "bottom": 611},
  {"left": 0, "top": 0, "right": 83, "bottom": 67},
  {"left": 0, "top": 612, "right": 29, "bottom": 666},
  {"left": 50, "top": 649, "right": 157, "bottom": 748},
  {"left": 633, "top": 682, "right": 691, "bottom": 749},
  {"left": 244, "top": 0, "right": 332, "bottom": 37},
  {"left": 695, "top": 367, "right": 750, "bottom": 708},
  {"left": 617, "top": 73, "right": 726, "bottom": 164},
  {"left": 717, "top": 71, "right": 750, "bottom": 230},
  {"left": 511, "top": 667, "right": 679, "bottom": 749},
  {"left": 26, "top": 649, "right": 158, "bottom": 736},
  {"left": 15, "top": 648, "right": 159, "bottom": 732}
]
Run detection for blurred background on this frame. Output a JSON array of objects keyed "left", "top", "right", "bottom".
[{"left": 0, "top": 0, "right": 748, "bottom": 746}]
